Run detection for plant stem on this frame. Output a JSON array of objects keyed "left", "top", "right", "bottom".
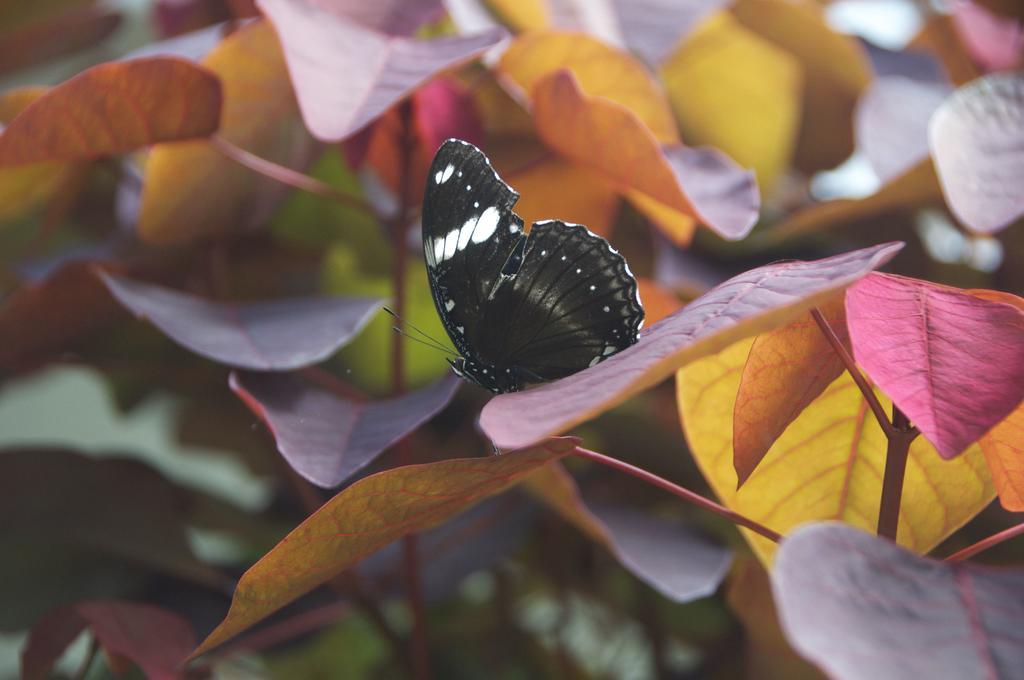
[
  {"left": 810, "top": 307, "right": 894, "bottom": 436},
  {"left": 390, "top": 100, "right": 431, "bottom": 680},
  {"left": 210, "top": 135, "right": 371, "bottom": 213},
  {"left": 947, "top": 522, "right": 1024, "bottom": 562},
  {"left": 572, "top": 447, "right": 782, "bottom": 543},
  {"left": 876, "top": 405, "right": 917, "bottom": 540}
]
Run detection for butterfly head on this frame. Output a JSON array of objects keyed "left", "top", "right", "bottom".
[{"left": 447, "top": 357, "right": 521, "bottom": 394}]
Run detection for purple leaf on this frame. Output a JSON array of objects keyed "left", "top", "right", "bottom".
[
  {"left": 230, "top": 371, "right": 461, "bottom": 487},
  {"left": 665, "top": 144, "right": 760, "bottom": 241},
  {"left": 856, "top": 76, "right": 952, "bottom": 183},
  {"left": 530, "top": 463, "right": 732, "bottom": 602},
  {"left": 588, "top": 503, "right": 732, "bottom": 602},
  {"left": 928, "top": 72, "right": 1024, "bottom": 234},
  {"left": 306, "top": 0, "right": 445, "bottom": 35},
  {"left": 772, "top": 523, "right": 1024, "bottom": 680},
  {"left": 612, "top": 0, "right": 727, "bottom": 64},
  {"left": 257, "top": 0, "right": 505, "bottom": 141},
  {"left": 99, "top": 273, "right": 382, "bottom": 370},
  {"left": 480, "top": 242, "right": 903, "bottom": 450}
]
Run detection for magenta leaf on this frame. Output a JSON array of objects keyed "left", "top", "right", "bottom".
[
  {"left": 413, "top": 77, "right": 484, "bottom": 152},
  {"left": 928, "top": 72, "right": 1024, "bottom": 234},
  {"left": 230, "top": 371, "right": 461, "bottom": 487},
  {"left": 480, "top": 242, "right": 903, "bottom": 450},
  {"left": 664, "top": 144, "right": 759, "bottom": 241},
  {"left": 99, "top": 272, "right": 382, "bottom": 371},
  {"left": 846, "top": 272, "right": 1024, "bottom": 459},
  {"left": 587, "top": 502, "right": 732, "bottom": 602},
  {"left": 772, "top": 523, "right": 1024, "bottom": 680},
  {"left": 257, "top": 0, "right": 505, "bottom": 141},
  {"left": 21, "top": 600, "right": 194, "bottom": 680},
  {"left": 856, "top": 75, "right": 951, "bottom": 183}
]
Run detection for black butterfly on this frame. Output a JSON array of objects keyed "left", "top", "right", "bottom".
[{"left": 422, "top": 139, "right": 644, "bottom": 394}]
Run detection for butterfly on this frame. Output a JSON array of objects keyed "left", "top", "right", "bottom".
[{"left": 422, "top": 139, "right": 644, "bottom": 394}]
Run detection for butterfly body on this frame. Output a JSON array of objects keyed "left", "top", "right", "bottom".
[{"left": 423, "top": 139, "right": 644, "bottom": 394}]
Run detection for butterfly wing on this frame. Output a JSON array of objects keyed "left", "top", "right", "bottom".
[
  {"left": 422, "top": 139, "right": 526, "bottom": 362},
  {"left": 479, "top": 219, "right": 644, "bottom": 381}
]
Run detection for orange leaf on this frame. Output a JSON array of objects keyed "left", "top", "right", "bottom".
[
  {"left": 733, "top": 296, "right": 848, "bottom": 487},
  {"left": 980, "top": 404, "right": 1024, "bottom": 511},
  {"left": 660, "top": 11, "right": 801, "bottom": 191},
  {"left": 677, "top": 337, "right": 994, "bottom": 564},
  {"left": 499, "top": 30, "right": 679, "bottom": 143},
  {"left": 138, "top": 20, "right": 307, "bottom": 244},
  {"left": 531, "top": 70, "right": 757, "bottom": 245},
  {"left": 732, "top": 0, "right": 871, "bottom": 174},
  {"left": 0, "top": 87, "right": 78, "bottom": 224},
  {"left": 495, "top": 148, "right": 619, "bottom": 236},
  {"left": 0, "top": 57, "right": 221, "bottom": 166},
  {"left": 636, "top": 277, "right": 682, "bottom": 325},
  {"left": 190, "top": 438, "right": 576, "bottom": 658},
  {"left": 967, "top": 289, "right": 1024, "bottom": 511}
]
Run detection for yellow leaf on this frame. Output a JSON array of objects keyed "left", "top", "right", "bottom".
[
  {"left": 979, "top": 404, "right": 1024, "bottom": 511},
  {"left": 676, "top": 336, "right": 995, "bottom": 564},
  {"left": 499, "top": 30, "right": 679, "bottom": 143},
  {"left": 660, "top": 11, "right": 801, "bottom": 192},
  {"left": 484, "top": 0, "right": 550, "bottom": 32},
  {"left": 732, "top": 0, "right": 871, "bottom": 173},
  {"left": 139, "top": 20, "right": 308, "bottom": 244}
]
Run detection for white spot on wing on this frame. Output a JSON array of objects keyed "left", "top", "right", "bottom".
[
  {"left": 433, "top": 237, "right": 445, "bottom": 264},
  {"left": 458, "top": 216, "right": 477, "bottom": 250},
  {"left": 589, "top": 356, "right": 601, "bottom": 367},
  {"left": 471, "top": 206, "right": 500, "bottom": 244},
  {"left": 456, "top": 326, "right": 464, "bottom": 334},
  {"left": 445, "top": 299, "right": 455, "bottom": 312},
  {"left": 443, "top": 228, "right": 459, "bottom": 261},
  {"left": 439, "top": 163, "right": 454, "bottom": 184}
]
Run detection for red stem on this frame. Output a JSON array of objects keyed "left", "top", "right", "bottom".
[
  {"left": 390, "top": 100, "right": 431, "bottom": 680},
  {"left": 947, "top": 522, "right": 1024, "bottom": 562},
  {"left": 810, "top": 308, "right": 894, "bottom": 436},
  {"left": 210, "top": 135, "right": 371, "bottom": 213},
  {"left": 572, "top": 447, "right": 783, "bottom": 543},
  {"left": 876, "top": 405, "right": 916, "bottom": 540}
]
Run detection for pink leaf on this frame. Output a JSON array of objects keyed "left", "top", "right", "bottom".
[
  {"left": 846, "top": 272, "right": 1024, "bottom": 459},
  {"left": 100, "top": 272, "right": 382, "bottom": 371},
  {"left": 928, "top": 72, "right": 1024, "bottom": 234},
  {"left": 772, "top": 523, "right": 1024, "bottom": 680},
  {"left": 230, "top": 371, "right": 460, "bottom": 487},
  {"left": 22, "top": 600, "right": 194, "bottom": 680},
  {"left": 480, "top": 242, "right": 903, "bottom": 450},
  {"left": 952, "top": 0, "right": 1024, "bottom": 72},
  {"left": 611, "top": 0, "right": 727, "bottom": 64},
  {"left": 257, "top": 0, "right": 505, "bottom": 141}
]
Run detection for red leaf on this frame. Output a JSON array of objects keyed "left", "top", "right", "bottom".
[
  {"left": 846, "top": 273, "right": 1024, "bottom": 459},
  {"left": 257, "top": 0, "right": 504, "bottom": 141},
  {"left": 230, "top": 371, "right": 461, "bottom": 487},
  {"left": 100, "top": 273, "right": 382, "bottom": 371},
  {"left": 772, "top": 523, "right": 1024, "bottom": 680},
  {"left": 928, "top": 72, "right": 1024, "bottom": 234},
  {"left": 0, "top": 57, "right": 221, "bottom": 166},
  {"left": 480, "top": 242, "right": 903, "bottom": 450},
  {"left": 22, "top": 601, "right": 194, "bottom": 680}
]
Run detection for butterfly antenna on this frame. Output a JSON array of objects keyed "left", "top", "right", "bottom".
[
  {"left": 382, "top": 306, "right": 456, "bottom": 354},
  {"left": 391, "top": 327, "right": 460, "bottom": 357}
]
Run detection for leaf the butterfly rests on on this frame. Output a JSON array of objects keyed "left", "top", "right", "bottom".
[{"left": 422, "top": 139, "right": 644, "bottom": 393}]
